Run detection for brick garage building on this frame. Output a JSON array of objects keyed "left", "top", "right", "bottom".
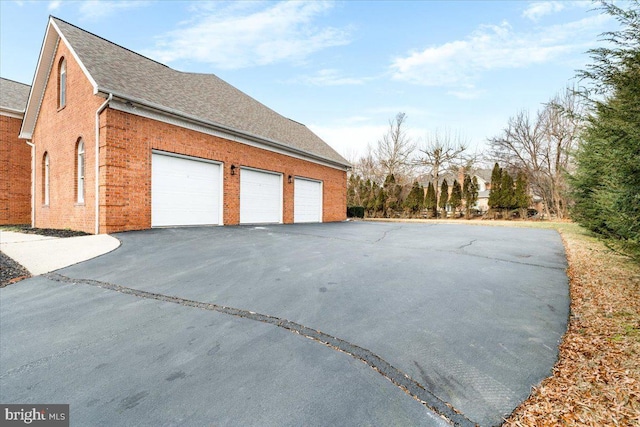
[
  {"left": 20, "top": 18, "right": 349, "bottom": 234},
  {"left": 1, "top": 78, "right": 31, "bottom": 225}
]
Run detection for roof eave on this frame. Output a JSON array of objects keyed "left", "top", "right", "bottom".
[
  {"left": 101, "top": 89, "right": 351, "bottom": 170},
  {"left": 0, "top": 106, "right": 25, "bottom": 119}
]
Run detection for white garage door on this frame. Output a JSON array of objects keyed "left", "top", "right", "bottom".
[
  {"left": 294, "top": 178, "right": 322, "bottom": 223},
  {"left": 152, "top": 152, "right": 221, "bottom": 227},
  {"left": 240, "top": 168, "right": 282, "bottom": 224}
]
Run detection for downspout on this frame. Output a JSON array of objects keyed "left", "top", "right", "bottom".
[
  {"left": 25, "top": 141, "right": 35, "bottom": 227},
  {"left": 95, "top": 94, "right": 112, "bottom": 234}
]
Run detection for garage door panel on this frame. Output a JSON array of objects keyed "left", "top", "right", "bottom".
[
  {"left": 240, "top": 168, "right": 282, "bottom": 224},
  {"left": 152, "top": 153, "right": 221, "bottom": 227},
  {"left": 294, "top": 178, "right": 322, "bottom": 223}
]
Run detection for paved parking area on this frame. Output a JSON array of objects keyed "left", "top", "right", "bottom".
[{"left": 0, "top": 222, "right": 569, "bottom": 426}]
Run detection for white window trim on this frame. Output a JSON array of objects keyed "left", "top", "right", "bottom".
[
  {"left": 44, "top": 153, "right": 50, "bottom": 206},
  {"left": 77, "top": 140, "right": 85, "bottom": 203},
  {"left": 59, "top": 58, "right": 66, "bottom": 108}
]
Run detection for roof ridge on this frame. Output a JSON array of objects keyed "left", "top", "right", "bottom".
[
  {"left": 50, "top": 15, "right": 171, "bottom": 70},
  {"left": 286, "top": 117, "right": 306, "bottom": 126},
  {"left": 0, "top": 77, "right": 31, "bottom": 87}
]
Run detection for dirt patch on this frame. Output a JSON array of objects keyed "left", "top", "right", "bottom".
[{"left": 1, "top": 226, "right": 90, "bottom": 238}]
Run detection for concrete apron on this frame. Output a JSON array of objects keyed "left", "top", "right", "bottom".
[{"left": 0, "top": 231, "right": 120, "bottom": 275}]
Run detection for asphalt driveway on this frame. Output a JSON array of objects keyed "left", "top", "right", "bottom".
[{"left": 0, "top": 222, "right": 569, "bottom": 426}]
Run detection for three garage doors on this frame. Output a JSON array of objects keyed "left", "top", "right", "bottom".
[{"left": 151, "top": 152, "right": 322, "bottom": 226}]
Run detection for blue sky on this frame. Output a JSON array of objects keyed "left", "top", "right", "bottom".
[{"left": 0, "top": 1, "right": 616, "bottom": 160}]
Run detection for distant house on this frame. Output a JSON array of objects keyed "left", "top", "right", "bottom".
[
  {"left": 0, "top": 78, "right": 31, "bottom": 225},
  {"left": 19, "top": 17, "right": 350, "bottom": 234},
  {"left": 471, "top": 169, "right": 492, "bottom": 213},
  {"left": 421, "top": 168, "right": 492, "bottom": 215}
]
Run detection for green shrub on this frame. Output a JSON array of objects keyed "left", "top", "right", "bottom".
[{"left": 347, "top": 206, "right": 365, "bottom": 218}]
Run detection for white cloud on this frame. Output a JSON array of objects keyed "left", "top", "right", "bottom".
[
  {"left": 522, "top": 1, "right": 566, "bottom": 21},
  {"left": 390, "top": 14, "right": 610, "bottom": 89},
  {"left": 146, "top": 1, "right": 350, "bottom": 69},
  {"left": 522, "top": 1, "right": 592, "bottom": 22},
  {"left": 78, "top": 1, "right": 150, "bottom": 20},
  {"left": 447, "top": 88, "right": 486, "bottom": 100},
  {"left": 48, "top": 0, "right": 61, "bottom": 11},
  {"left": 297, "top": 69, "right": 366, "bottom": 86}
]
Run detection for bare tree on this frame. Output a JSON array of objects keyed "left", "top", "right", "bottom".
[
  {"left": 488, "top": 88, "right": 583, "bottom": 219},
  {"left": 374, "top": 112, "right": 416, "bottom": 183},
  {"left": 540, "top": 89, "right": 584, "bottom": 218},
  {"left": 488, "top": 110, "right": 548, "bottom": 216},
  {"left": 415, "top": 129, "right": 468, "bottom": 212},
  {"left": 352, "top": 144, "right": 383, "bottom": 184}
]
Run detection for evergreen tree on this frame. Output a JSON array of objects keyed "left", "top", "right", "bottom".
[
  {"left": 571, "top": 1, "right": 640, "bottom": 249},
  {"left": 382, "top": 174, "right": 404, "bottom": 216},
  {"left": 383, "top": 173, "right": 396, "bottom": 187},
  {"left": 515, "top": 172, "right": 530, "bottom": 218},
  {"left": 449, "top": 179, "right": 463, "bottom": 217},
  {"left": 463, "top": 174, "right": 479, "bottom": 219},
  {"left": 488, "top": 163, "right": 502, "bottom": 216},
  {"left": 362, "top": 179, "right": 374, "bottom": 216},
  {"left": 424, "top": 182, "right": 437, "bottom": 218},
  {"left": 500, "top": 171, "right": 515, "bottom": 215},
  {"left": 404, "top": 181, "right": 424, "bottom": 215},
  {"left": 347, "top": 174, "right": 359, "bottom": 206},
  {"left": 366, "top": 181, "right": 379, "bottom": 217},
  {"left": 439, "top": 180, "right": 449, "bottom": 218},
  {"left": 374, "top": 186, "right": 386, "bottom": 217}
]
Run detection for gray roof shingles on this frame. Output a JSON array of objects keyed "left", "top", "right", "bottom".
[
  {"left": 53, "top": 18, "right": 349, "bottom": 167},
  {"left": 0, "top": 78, "right": 30, "bottom": 112}
]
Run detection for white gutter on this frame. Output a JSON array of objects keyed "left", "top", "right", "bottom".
[
  {"left": 95, "top": 94, "right": 112, "bottom": 234},
  {"left": 25, "top": 141, "right": 35, "bottom": 227}
]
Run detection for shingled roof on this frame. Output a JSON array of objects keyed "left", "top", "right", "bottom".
[
  {"left": 50, "top": 18, "right": 349, "bottom": 167},
  {"left": 0, "top": 78, "right": 30, "bottom": 113}
]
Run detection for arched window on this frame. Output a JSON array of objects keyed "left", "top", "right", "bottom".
[
  {"left": 43, "top": 152, "right": 50, "bottom": 205},
  {"left": 77, "top": 140, "right": 85, "bottom": 203},
  {"left": 58, "top": 58, "right": 66, "bottom": 108}
]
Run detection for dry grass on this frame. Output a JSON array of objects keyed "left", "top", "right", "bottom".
[
  {"left": 503, "top": 222, "right": 640, "bottom": 426},
  {"left": 366, "top": 218, "right": 640, "bottom": 425}
]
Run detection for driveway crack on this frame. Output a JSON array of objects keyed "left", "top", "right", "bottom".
[
  {"left": 374, "top": 226, "right": 403, "bottom": 243},
  {"left": 457, "top": 239, "right": 477, "bottom": 250},
  {"left": 44, "top": 272, "right": 476, "bottom": 427}
]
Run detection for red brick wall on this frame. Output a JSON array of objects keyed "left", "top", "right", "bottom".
[
  {"left": 0, "top": 114, "right": 31, "bottom": 225},
  {"left": 101, "top": 109, "right": 347, "bottom": 233},
  {"left": 32, "top": 41, "right": 103, "bottom": 234},
  {"left": 31, "top": 40, "right": 346, "bottom": 234}
]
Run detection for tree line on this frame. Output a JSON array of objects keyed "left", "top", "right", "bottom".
[
  {"left": 347, "top": 169, "right": 480, "bottom": 219},
  {"left": 347, "top": 1, "right": 639, "bottom": 252}
]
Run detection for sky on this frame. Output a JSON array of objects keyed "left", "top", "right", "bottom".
[{"left": 0, "top": 1, "right": 617, "bottom": 161}]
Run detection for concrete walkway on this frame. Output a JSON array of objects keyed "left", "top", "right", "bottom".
[{"left": 0, "top": 231, "right": 120, "bottom": 275}]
